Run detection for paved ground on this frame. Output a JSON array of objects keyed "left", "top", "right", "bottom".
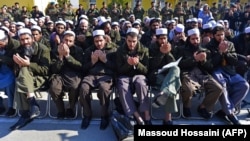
[{"left": 0, "top": 91, "right": 250, "bottom": 141}]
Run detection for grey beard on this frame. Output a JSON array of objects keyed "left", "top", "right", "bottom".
[{"left": 24, "top": 47, "right": 34, "bottom": 58}]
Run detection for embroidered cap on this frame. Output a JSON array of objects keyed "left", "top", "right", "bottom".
[
  {"left": 156, "top": 28, "right": 168, "bottom": 35},
  {"left": 31, "top": 25, "right": 41, "bottom": 32},
  {"left": 175, "top": 24, "right": 185, "bottom": 33},
  {"left": 126, "top": 28, "right": 139, "bottom": 35},
  {"left": 188, "top": 28, "right": 200, "bottom": 36},
  {"left": 18, "top": 28, "right": 32, "bottom": 37},
  {"left": 93, "top": 30, "right": 105, "bottom": 37},
  {"left": 64, "top": 30, "right": 75, "bottom": 37}
]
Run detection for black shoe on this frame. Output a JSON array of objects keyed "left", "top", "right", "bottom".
[
  {"left": 227, "top": 114, "right": 241, "bottom": 125},
  {"left": 81, "top": 116, "right": 91, "bottom": 129},
  {"left": 197, "top": 107, "right": 212, "bottom": 119},
  {"left": 65, "top": 108, "right": 75, "bottom": 119},
  {"left": 162, "top": 120, "right": 173, "bottom": 125},
  {"left": 30, "top": 105, "right": 40, "bottom": 119},
  {"left": 100, "top": 117, "right": 109, "bottom": 130},
  {"left": 152, "top": 93, "right": 168, "bottom": 108},
  {"left": 57, "top": 112, "right": 65, "bottom": 119},
  {"left": 144, "top": 120, "right": 152, "bottom": 125},
  {"left": 5, "top": 108, "right": 16, "bottom": 117},
  {"left": 9, "top": 116, "right": 33, "bottom": 131},
  {"left": 0, "top": 106, "right": 6, "bottom": 114},
  {"left": 215, "top": 110, "right": 229, "bottom": 122},
  {"left": 183, "top": 107, "right": 191, "bottom": 117}
]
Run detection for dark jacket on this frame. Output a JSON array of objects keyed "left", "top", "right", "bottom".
[
  {"left": 205, "top": 38, "right": 238, "bottom": 75},
  {"left": 116, "top": 42, "right": 149, "bottom": 77},
  {"left": 82, "top": 43, "right": 117, "bottom": 77},
  {"left": 50, "top": 45, "right": 83, "bottom": 77},
  {"left": 175, "top": 43, "right": 213, "bottom": 75}
]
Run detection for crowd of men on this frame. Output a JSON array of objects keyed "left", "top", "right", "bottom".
[{"left": 0, "top": 0, "right": 250, "bottom": 132}]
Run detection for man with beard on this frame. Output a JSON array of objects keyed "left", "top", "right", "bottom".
[
  {"left": 205, "top": 25, "right": 249, "bottom": 125},
  {"left": 140, "top": 18, "right": 160, "bottom": 47},
  {"left": 74, "top": 19, "right": 93, "bottom": 52},
  {"left": 175, "top": 28, "right": 223, "bottom": 119},
  {"left": 10, "top": 28, "right": 50, "bottom": 130}
]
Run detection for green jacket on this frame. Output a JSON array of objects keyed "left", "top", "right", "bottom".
[
  {"left": 0, "top": 37, "right": 20, "bottom": 70},
  {"left": 116, "top": 42, "right": 149, "bottom": 77},
  {"left": 147, "top": 42, "right": 175, "bottom": 85},
  {"left": 50, "top": 45, "right": 84, "bottom": 76},
  {"left": 14, "top": 42, "right": 50, "bottom": 76}
]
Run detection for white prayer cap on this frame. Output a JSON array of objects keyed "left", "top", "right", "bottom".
[
  {"left": 198, "top": 18, "right": 203, "bottom": 23},
  {"left": 0, "top": 26, "right": 9, "bottom": 34},
  {"left": 188, "top": 28, "right": 200, "bottom": 36},
  {"left": 132, "top": 20, "right": 141, "bottom": 26},
  {"left": 203, "top": 23, "right": 213, "bottom": 29},
  {"left": 156, "top": 28, "right": 168, "bottom": 35},
  {"left": 186, "top": 19, "right": 191, "bottom": 23},
  {"left": 175, "top": 24, "right": 185, "bottom": 32},
  {"left": 98, "top": 18, "right": 108, "bottom": 26},
  {"left": 112, "top": 22, "right": 119, "bottom": 26},
  {"left": 55, "top": 21, "right": 66, "bottom": 27},
  {"left": 123, "top": 21, "right": 131, "bottom": 27},
  {"left": 217, "top": 20, "right": 224, "bottom": 24},
  {"left": 80, "top": 19, "right": 88, "bottom": 24},
  {"left": 30, "top": 19, "right": 37, "bottom": 25},
  {"left": 93, "top": 30, "right": 105, "bottom": 37},
  {"left": 126, "top": 28, "right": 139, "bottom": 34},
  {"left": 66, "top": 20, "right": 74, "bottom": 25},
  {"left": 16, "top": 22, "right": 25, "bottom": 27},
  {"left": 0, "top": 30, "right": 7, "bottom": 40},
  {"left": 169, "top": 20, "right": 176, "bottom": 24},
  {"left": 18, "top": 28, "right": 32, "bottom": 37},
  {"left": 129, "top": 14, "right": 135, "bottom": 18},
  {"left": 245, "top": 27, "right": 250, "bottom": 34},
  {"left": 165, "top": 20, "right": 170, "bottom": 25},
  {"left": 119, "top": 18, "right": 126, "bottom": 23},
  {"left": 174, "top": 17, "right": 178, "bottom": 20},
  {"left": 31, "top": 25, "right": 41, "bottom": 32},
  {"left": 208, "top": 20, "right": 217, "bottom": 27},
  {"left": 47, "top": 20, "right": 54, "bottom": 24},
  {"left": 135, "top": 19, "right": 141, "bottom": 23},
  {"left": 213, "top": 23, "right": 224, "bottom": 29},
  {"left": 97, "top": 16, "right": 106, "bottom": 22},
  {"left": 79, "top": 14, "right": 88, "bottom": 20},
  {"left": 64, "top": 30, "right": 75, "bottom": 37},
  {"left": 190, "top": 18, "right": 198, "bottom": 23}
]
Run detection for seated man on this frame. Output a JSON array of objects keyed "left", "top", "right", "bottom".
[
  {"left": 116, "top": 28, "right": 151, "bottom": 125},
  {"left": 10, "top": 28, "right": 50, "bottom": 130},
  {"left": 0, "top": 29, "right": 19, "bottom": 117},
  {"left": 148, "top": 28, "right": 181, "bottom": 125},
  {"left": 49, "top": 30, "right": 84, "bottom": 119},
  {"left": 79, "top": 29, "right": 117, "bottom": 130},
  {"left": 205, "top": 25, "right": 249, "bottom": 125},
  {"left": 175, "top": 28, "right": 223, "bottom": 119}
]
